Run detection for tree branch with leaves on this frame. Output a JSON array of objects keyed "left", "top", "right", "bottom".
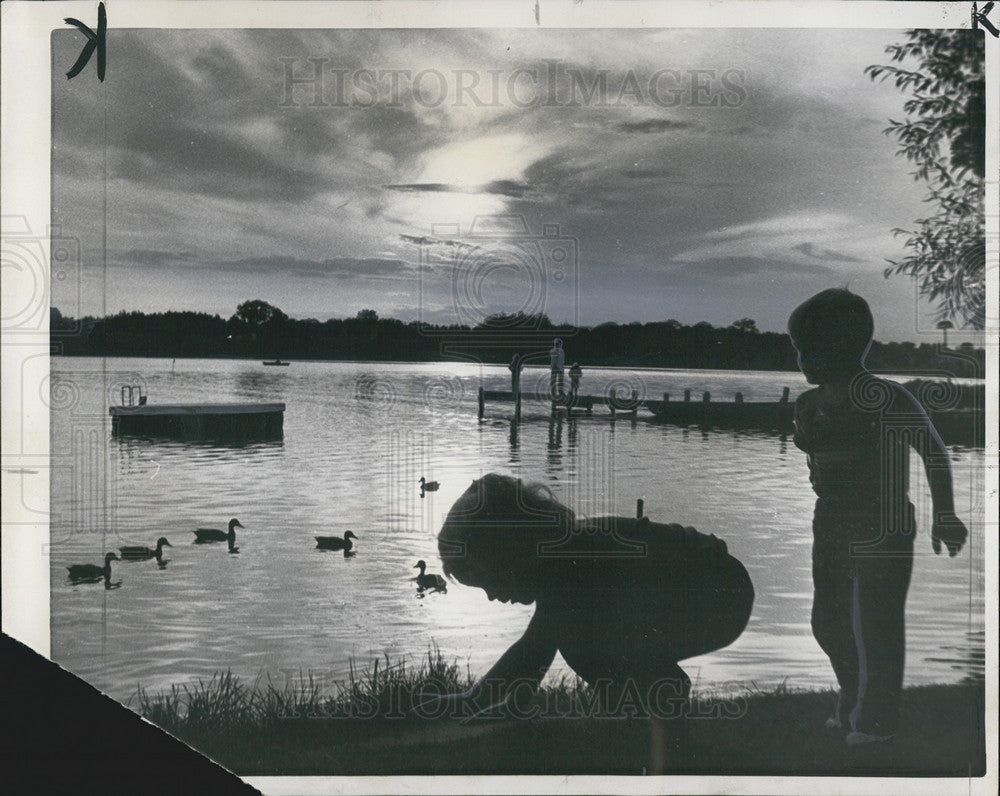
[{"left": 866, "top": 29, "right": 986, "bottom": 329}]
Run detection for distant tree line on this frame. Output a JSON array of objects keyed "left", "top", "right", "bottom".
[{"left": 50, "top": 303, "right": 985, "bottom": 378}]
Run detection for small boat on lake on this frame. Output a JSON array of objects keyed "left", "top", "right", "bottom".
[{"left": 263, "top": 359, "right": 290, "bottom": 366}]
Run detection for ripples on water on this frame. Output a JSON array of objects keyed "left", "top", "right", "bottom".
[{"left": 49, "top": 358, "right": 986, "bottom": 702}]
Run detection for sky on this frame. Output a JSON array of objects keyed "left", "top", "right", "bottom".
[{"left": 50, "top": 26, "right": 979, "bottom": 343}]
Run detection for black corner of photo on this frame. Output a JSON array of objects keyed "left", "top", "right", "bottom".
[{"left": 1, "top": 633, "right": 261, "bottom": 795}]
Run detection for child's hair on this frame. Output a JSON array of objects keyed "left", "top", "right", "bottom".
[
  {"left": 437, "top": 473, "right": 574, "bottom": 585},
  {"left": 788, "top": 288, "right": 874, "bottom": 358}
]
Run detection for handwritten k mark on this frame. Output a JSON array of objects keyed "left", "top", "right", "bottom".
[
  {"left": 973, "top": 2, "right": 999, "bottom": 37},
  {"left": 65, "top": 2, "right": 106, "bottom": 81}
]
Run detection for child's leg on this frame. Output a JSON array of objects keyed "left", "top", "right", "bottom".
[
  {"left": 648, "top": 663, "right": 690, "bottom": 774},
  {"left": 849, "top": 551, "right": 914, "bottom": 737},
  {"left": 811, "top": 532, "right": 858, "bottom": 726}
]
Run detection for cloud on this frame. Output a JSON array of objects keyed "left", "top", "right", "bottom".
[
  {"left": 792, "top": 242, "right": 865, "bottom": 264},
  {"left": 50, "top": 28, "right": 939, "bottom": 340},
  {"left": 116, "top": 251, "right": 414, "bottom": 280},
  {"left": 617, "top": 119, "right": 701, "bottom": 134},
  {"left": 125, "top": 249, "right": 200, "bottom": 267},
  {"left": 665, "top": 256, "right": 838, "bottom": 282},
  {"left": 669, "top": 212, "right": 880, "bottom": 276},
  {"left": 621, "top": 168, "right": 685, "bottom": 179},
  {"left": 384, "top": 180, "right": 531, "bottom": 198},
  {"left": 718, "top": 125, "right": 765, "bottom": 137},
  {"left": 385, "top": 183, "right": 455, "bottom": 194}
]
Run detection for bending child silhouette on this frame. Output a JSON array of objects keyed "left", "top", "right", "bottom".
[
  {"left": 788, "top": 289, "right": 968, "bottom": 746},
  {"left": 423, "top": 474, "right": 754, "bottom": 773}
]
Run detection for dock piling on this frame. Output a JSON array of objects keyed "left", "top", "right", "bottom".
[
  {"left": 636, "top": 499, "right": 644, "bottom": 519},
  {"left": 780, "top": 386, "right": 790, "bottom": 403},
  {"left": 735, "top": 392, "right": 744, "bottom": 404},
  {"left": 702, "top": 391, "right": 711, "bottom": 403},
  {"left": 478, "top": 387, "right": 485, "bottom": 419},
  {"left": 684, "top": 389, "right": 691, "bottom": 402}
]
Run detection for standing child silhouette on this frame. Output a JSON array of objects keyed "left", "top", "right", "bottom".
[
  {"left": 424, "top": 473, "right": 754, "bottom": 772},
  {"left": 788, "top": 289, "right": 968, "bottom": 745}
]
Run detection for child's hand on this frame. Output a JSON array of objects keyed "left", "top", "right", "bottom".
[
  {"left": 411, "top": 689, "right": 474, "bottom": 720},
  {"left": 932, "top": 512, "right": 968, "bottom": 557},
  {"left": 411, "top": 687, "right": 509, "bottom": 723}
]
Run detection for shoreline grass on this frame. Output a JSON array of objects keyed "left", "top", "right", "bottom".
[{"left": 132, "top": 649, "right": 986, "bottom": 777}]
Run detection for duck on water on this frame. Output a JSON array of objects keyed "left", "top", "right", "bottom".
[
  {"left": 67, "top": 553, "right": 121, "bottom": 587},
  {"left": 413, "top": 560, "right": 447, "bottom": 592},
  {"left": 119, "top": 537, "right": 172, "bottom": 562},
  {"left": 315, "top": 531, "right": 358, "bottom": 552},
  {"left": 194, "top": 519, "right": 243, "bottom": 553}
]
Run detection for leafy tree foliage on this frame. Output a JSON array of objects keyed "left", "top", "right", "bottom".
[
  {"left": 233, "top": 299, "right": 287, "bottom": 328},
  {"left": 52, "top": 305, "right": 986, "bottom": 378},
  {"left": 730, "top": 318, "right": 759, "bottom": 334},
  {"left": 866, "top": 29, "right": 986, "bottom": 328}
]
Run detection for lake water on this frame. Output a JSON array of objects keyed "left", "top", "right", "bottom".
[{"left": 49, "top": 357, "right": 986, "bottom": 705}]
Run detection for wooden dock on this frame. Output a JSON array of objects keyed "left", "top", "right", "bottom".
[
  {"left": 646, "top": 388, "right": 793, "bottom": 432},
  {"left": 110, "top": 403, "right": 285, "bottom": 441},
  {"left": 479, "top": 388, "right": 641, "bottom": 420},
  {"left": 479, "top": 382, "right": 983, "bottom": 445}
]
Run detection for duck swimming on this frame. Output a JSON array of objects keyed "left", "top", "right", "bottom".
[
  {"left": 119, "top": 537, "right": 172, "bottom": 562},
  {"left": 67, "top": 553, "right": 119, "bottom": 583},
  {"left": 194, "top": 518, "right": 243, "bottom": 544},
  {"left": 315, "top": 531, "right": 358, "bottom": 552},
  {"left": 413, "top": 559, "right": 447, "bottom": 592}
]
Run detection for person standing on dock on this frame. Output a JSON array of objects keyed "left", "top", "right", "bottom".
[
  {"left": 788, "top": 288, "right": 968, "bottom": 747},
  {"left": 508, "top": 354, "right": 524, "bottom": 394},
  {"left": 549, "top": 338, "right": 565, "bottom": 398},
  {"left": 568, "top": 362, "right": 582, "bottom": 400}
]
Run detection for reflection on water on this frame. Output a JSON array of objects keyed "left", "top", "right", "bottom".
[
  {"left": 924, "top": 630, "right": 986, "bottom": 685},
  {"left": 49, "top": 357, "right": 986, "bottom": 703}
]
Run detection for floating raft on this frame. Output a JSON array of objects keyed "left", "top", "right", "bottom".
[{"left": 110, "top": 403, "right": 285, "bottom": 441}]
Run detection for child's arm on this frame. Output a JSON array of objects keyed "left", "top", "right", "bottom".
[
  {"left": 476, "top": 608, "right": 559, "bottom": 699},
  {"left": 415, "top": 609, "right": 558, "bottom": 718},
  {"left": 895, "top": 384, "right": 969, "bottom": 556}
]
